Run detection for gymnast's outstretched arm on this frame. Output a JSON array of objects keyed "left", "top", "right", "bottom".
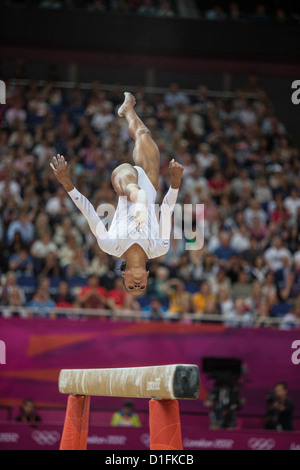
[
  {"left": 50, "top": 154, "right": 107, "bottom": 239},
  {"left": 158, "top": 159, "right": 183, "bottom": 239}
]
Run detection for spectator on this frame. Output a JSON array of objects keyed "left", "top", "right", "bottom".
[
  {"left": 40, "top": 252, "right": 62, "bottom": 278},
  {"left": 261, "top": 270, "right": 277, "bottom": 304},
  {"left": 7, "top": 210, "right": 34, "bottom": 245},
  {"left": 2, "top": 285, "right": 27, "bottom": 318},
  {"left": 192, "top": 282, "right": 216, "bottom": 314},
  {"left": 248, "top": 215, "right": 268, "bottom": 241},
  {"left": 9, "top": 247, "right": 34, "bottom": 277},
  {"left": 250, "top": 254, "right": 268, "bottom": 282},
  {"left": 5, "top": 97, "right": 27, "bottom": 127},
  {"left": 111, "top": 401, "right": 141, "bottom": 427},
  {"left": 284, "top": 187, "right": 300, "bottom": 225},
  {"left": 293, "top": 243, "right": 300, "bottom": 269},
  {"left": 228, "top": 1, "right": 242, "bottom": 21},
  {"left": 195, "top": 143, "right": 217, "bottom": 172},
  {"left": 270, "top": 194, "right": 290, "bottom": 225},
  {"left": 226, "top": 254, "right": 243, "bottom": 285},
  {"left": 286, "top": 226, "right": 299, "bottom": 254},
  {"left": 209, "top": 268, "right": 231, "bottom": 296},
  {"left": 16, "top": 399, "right": 41, "bottom": 423},
  {"left": 254, "top": 300, "right": 271, "bottom": 328},
  {"left": 87, "top": 244, "right": 110, "bottom": 277},
  {"left": 65, "top": 247, "right": 90, "bottom": 279},
  {"left": 218, "top": 287, "right": 234, "bottom": 318},
  {"left": 30, "top": 230, "right": 58, "bottom": 260},
  {"left": 8, "top": 124, "right": 34, "bottom": 151},
  {"left": 205, "top": 3, "right": 227, "bottom": 20},
  {"left": 57, "top": 112, "right": 74, "bottom": 140},
  {"left": 231, "top": 224, "right": 250, "bottom": 253},
  {"left": 264, "top": 236, "right": 292, "bottom": 272},
  {"left": 249, "top": 280, "right": 263, "bottom": 313},
  {"left": 265, "top": 382, "right": 294, "bottom": 431},
  {"left": 254, "top": 177, "right": 273, "bottom": 205},
  {"left": 194, "top": 85, "right": 212, "bottom": 115},
  {"left": 77, "top": 275, "right": 107, "bottom": 309},
  {"left": 53, "top": 216, "right": 83, "bottom": 248},
  {"left": 176, "top": 253, "right": 194, "bottom": 282},
  {"left": 27, "top": 287, "right": 56, "bottom": 318},
  {"left": 142, "top": 297, "right": 168, "bottom": 321},
  {"left": 239, "top": 100, "right": 257, "bottom": 127},
  {"left": 208, "top": 171, "right": 229, "bottom": 204},
  {"left": 269, "top": 294, "right": 292, "bottom": 319},
  {"left": 0, "top": 271, "right": 25, "bottom": 304},
  {"left": 275, "top": 8, "right": 287, "bottom": 23},
  {"left": 176, "top": 105, "right": 205, "bottom": 138},
  {"left": 213, "top": 231, "right": 237, "bottom": 266},
  {"left": 231, "top": 270, "right": 253, "bottom": 301},
  {"left": 176, "top": 0, "right": 200, "bottom": 18},
  {"left": 0, "top": 272, "right": 26, "bottom": 317},
  {"left": 164, "top": 83, "right": 190, "bottom": 108},
  {"left": 192, "top": 251, "right": 218, "bottom": 283},
  {"left": 163, "top": 278, "right": 191, "bottom": 318},
  {"left": 250, "top": 3, "right": 270, "bottom": 22},
  {"left": 157, "top": 0, "right": 175, "bottom": 17},
  {"left": 137, "top": 0, "right": 157, "bottom": 15},
  {"left": 163, "top": 236, "right": 185, "bottom": 268},
  {"left": 34, "top": 213, "right": 51, "bottom": 240},
  {"left": 277, "top": 257, "right": 294, "bottom": 296},
  {"left": 150, "top": 265, "right": 170, "bottom": 297},
  {"left": 39, "top": 0, "right": 62, "bottom": 9},
  {"left": 106, "top": 277, "right": 140, "bottom": 312},
  {"left": 54, "top": 281, "right": 74, "bottom": 308},
  {"left": 242, "top": 236, "right": 263, "bottom": 267},
  {"left": 203, "top": 298, "right": 219, "bottom": 316},
  {"left": 244, "top": 199, "right": 267, "bottom": 228},
  {"left": 280, "top": 301, "right": 300, "bottom": 330},
  {"left": 88, "top": 0, "right": 107, "bottom": 12},
  {"left": 223, "top": 298, "right": 254, "bottom": 327},
  {"left": 27, "top": 91, "right": 50, "bottom": 122},
  {"left": 110, "top": 0, "right": 131, "bottom": 13},
  {"left": 91, "top": 102, "right": 114, "bottom": 133},
  {"left": 231, "top": 169, "right": 253, "bottom": 198},
  {"left": 58, "top": 235, "right": 78, "bottom": 272},
  {"left": 45, "top": 187, "right": 73, "bottom": 217}
]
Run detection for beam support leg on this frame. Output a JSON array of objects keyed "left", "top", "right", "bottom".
[
  {"left": 149, "top": 399, "right": 183, "bottom": 450},
  {"left": 60, "top": 395, "right": 90, "bottom": 450}
]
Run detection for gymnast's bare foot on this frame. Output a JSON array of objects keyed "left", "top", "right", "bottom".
[{"left": 118, "top": 92, "right": 136, "bottom": 117}]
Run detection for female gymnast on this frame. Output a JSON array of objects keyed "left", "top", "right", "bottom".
[{"left": 50, "top": 92, "right": 183, "bottom": 295}]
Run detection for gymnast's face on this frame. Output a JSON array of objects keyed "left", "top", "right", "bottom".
[{"left": 122, "top": 268, "right": 149, "bottom": 296}]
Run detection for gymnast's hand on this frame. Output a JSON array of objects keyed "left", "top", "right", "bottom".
[
  {"left": 50, "top": 154, "right": 74, "bottom": 192},
  {"left": 169, "top": 159, "right": 184, "bottom": 189}
]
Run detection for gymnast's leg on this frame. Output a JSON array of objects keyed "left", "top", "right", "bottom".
[
  {"left": 111, "top": 164, "right": 147, "bottom": 229},
  {"left": 118, "top": 92, "right": 160, "bottom": 191}
]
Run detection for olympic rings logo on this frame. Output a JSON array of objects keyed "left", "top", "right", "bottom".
[
  {"left": 31, "top": 430, "right": 61, "bottom": 446},
  {"left": 248, "top": 437, "right": 276, "bottom": 450},
  {"left": 140, "top": 433, "right": 150, "bottom": 448}
]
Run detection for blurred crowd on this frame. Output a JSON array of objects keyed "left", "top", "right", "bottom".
[
  {"left": 0, "top": 70, "right": 300, "bottom": 329},
  {"left": 1, "top": 0, "right": 300, "bottom": 23}
]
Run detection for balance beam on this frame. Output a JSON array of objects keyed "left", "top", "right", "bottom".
[{"left": 59, "top": 364, "right": 200, "bottom": 400}]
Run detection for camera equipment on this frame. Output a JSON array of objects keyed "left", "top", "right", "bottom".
[{"left": 202, "top": 357, "right": 244, "bottom": 429}]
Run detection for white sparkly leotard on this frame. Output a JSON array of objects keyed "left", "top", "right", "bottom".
[{"left": 68, "top": 166, "right": 179, "bottom": 259}]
